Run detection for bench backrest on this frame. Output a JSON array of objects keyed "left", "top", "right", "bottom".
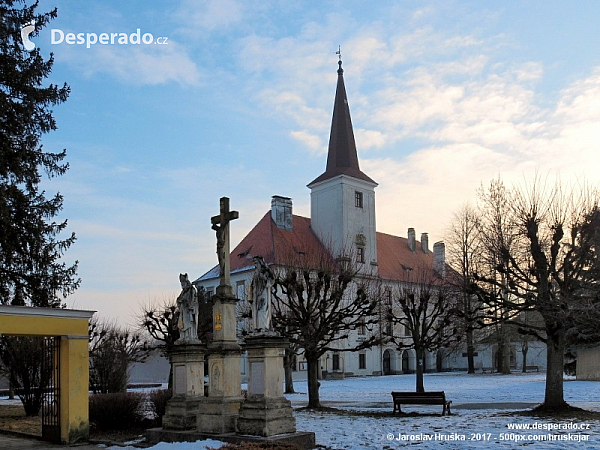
[
  {"left": 392, "top": 391, "right": 445, "bottom": 398},
  {"left": 392, "top": 391, "right": 446, "bottom": 397}
]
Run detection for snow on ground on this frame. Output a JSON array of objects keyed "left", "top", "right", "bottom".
[
  {"left": 289, "top": 372, "right": 600, "bottom": 408},
  {"left": 2, "top": 372, "right": 592, "bottom": 449},
  {"left": 103, "top": 439, "right": 226, "bottom": 450},
  {"left": 288, "top": 372, "right": 600, "bottom": 449}
]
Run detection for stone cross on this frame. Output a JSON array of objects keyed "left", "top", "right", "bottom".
[{"left": 211, "top": 197, "right": 239, "bottom": 295}]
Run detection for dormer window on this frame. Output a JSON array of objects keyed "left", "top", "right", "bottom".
[{"left": 355, "top": 191, "right": 363, "bottom": 208}]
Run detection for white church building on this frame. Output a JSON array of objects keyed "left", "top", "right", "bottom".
[{"left": 195, "top": 58, "right": 545, "bottom": 379}]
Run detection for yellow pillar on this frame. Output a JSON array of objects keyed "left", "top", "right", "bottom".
[{"left": 60, "top": 335, "right": 90, "bottom": 444}]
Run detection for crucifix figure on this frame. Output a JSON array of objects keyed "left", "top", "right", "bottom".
[{"left": 211, "top": 197, "right": 239, "bottom": 294}]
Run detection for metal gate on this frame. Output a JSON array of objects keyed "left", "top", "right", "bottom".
[{"left": 42, "top": 337, "right": 61, "bottom": 443}]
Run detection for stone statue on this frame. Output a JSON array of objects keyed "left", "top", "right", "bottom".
[
  {"left": 251, "top": 256, "right": 273, "bottom": 331},
  {"left": 177, "top": 273, "right": 199, "bottom": 342}
]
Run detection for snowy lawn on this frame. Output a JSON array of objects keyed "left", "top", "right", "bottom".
[
  {"left": 106, "top": 372, "right": 599, "bottom": 449},
  {"left": 288, "top": 372, "right": 600, "bottom": 449}
]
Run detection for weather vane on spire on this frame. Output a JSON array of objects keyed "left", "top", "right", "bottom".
[{"left": 336, "top": 45, "right": 343, "bottom": 72}]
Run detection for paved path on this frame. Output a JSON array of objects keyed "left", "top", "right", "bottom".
[{"left": 0, "top": 433, "right": 104, "bottom": 450}]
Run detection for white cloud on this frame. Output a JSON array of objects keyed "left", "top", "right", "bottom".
[
  {"left": 361, "top": 62, "right": 600, "bottom": 243},
  {"left": 355, "top": 128, "right": 387, "bottom": 150},
  {"left": 290, "top": 130, "right": 323, "bottom": 153},
  {"left": 173, "top": 0, "right": 243, "bottom": 33},
  {"left": 56, "top": 39, "right": 200, "bottom": 86}
]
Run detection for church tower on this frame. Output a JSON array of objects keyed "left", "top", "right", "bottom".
[{"left": 308, "top": 56, "right": 378, "bottom": 273}]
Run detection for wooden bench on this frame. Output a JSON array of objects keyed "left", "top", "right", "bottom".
[
  {"left": 391, "top": 391, "right": 452, "bottom": 416},
  {"left": 525, "top": 365, "right": 539, "bottom": 372}
]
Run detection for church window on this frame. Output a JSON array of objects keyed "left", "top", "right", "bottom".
[
  {"left": 357, "top": 246, "right": 365, "bottom": 263},
  {"left": 358, "top": 318, "right": 366, "bottom": 335},
  {"left": 359, "top": 353, "right": 366, "bottom": 370},
  {"left": 355, "top": 191, "right": 363, "bottom": 208},
  {"left": 386, "top": 321, "right": 393, "bottom": 337},
  {"left": 332, "top": 353, "right": 340, "bottom": 371}
]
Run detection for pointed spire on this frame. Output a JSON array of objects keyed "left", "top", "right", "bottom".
[{"left": 309, "top": 52, "right": 376, "bottom": 186}]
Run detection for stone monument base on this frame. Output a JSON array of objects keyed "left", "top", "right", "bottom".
[
  {"left": 146, "top": 428, "right": 316, "bottom": 449},
  {"left": 162, "top": 396, "right": 201, "bottom": 431},
  {"left": 162, "top": 341, "right": 205, "bottom": 430},
  {"left": 195, "top": 396, "right": 244, "bottom": 434},
  {"left": 237, "top": 397, "right": 296, "bottom": 437}
]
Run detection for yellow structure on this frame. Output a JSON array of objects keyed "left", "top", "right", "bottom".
[{"left": 0, "top": 305, "right": 95, "bottom": 444}]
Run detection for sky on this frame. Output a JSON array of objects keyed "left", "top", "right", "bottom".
[{"left": 26, "top": 1, "right": 600, "bottom": 326}]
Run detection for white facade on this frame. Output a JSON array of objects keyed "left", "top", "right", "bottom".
[
  {"left": 577, "top": 346, "right": 600, "bottom": 380},
  {"left": 309, "top": 174, "right": 378, "bottom": 273}
]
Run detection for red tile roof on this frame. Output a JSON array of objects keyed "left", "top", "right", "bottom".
[
  {"left": 376, "top": 232, "right": 438, "bottom": 282},
  {"left": 199, "top": 212, "right": 442, "bottom": 283}
]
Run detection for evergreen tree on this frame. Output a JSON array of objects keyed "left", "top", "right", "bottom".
[{"left": 0, "top": 0, "right": 79, "bottom": 307}]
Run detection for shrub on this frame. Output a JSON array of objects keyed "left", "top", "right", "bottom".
[
  {"left": 89, "top": 392, "right": 146, "bottom": 431},
  {"left": 148, "top": 389, "right": 172, "bottom": 425}
]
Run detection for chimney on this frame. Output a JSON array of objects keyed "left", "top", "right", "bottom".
[
  {"left": 433, "top": 241, "right": 446, "bottom": 278},
  {"left": 407, "top": 228, "right": 416, "bottom": 252},
  {"left": 421, "top": 233, "right": 429, "bottom": 254},
  {"left": 271, "top": 196, "right": 293, "bottom": 230}
]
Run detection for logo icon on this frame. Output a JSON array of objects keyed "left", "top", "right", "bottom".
[{"left": 21, "top": 20, "right": 36, "bottom": 51}]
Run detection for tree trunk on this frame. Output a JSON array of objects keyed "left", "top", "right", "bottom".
[
  {"left": 466, "top": 328, "right": 475, "bottom": 374},
  {"left": 306, "top": 355, "right": 321, "bottom": 408},
  {"left": 284, "top": 350, "right": 296, "bottom": 394},
  {"left": 543, "top": 329, "right": 568, "bottom": 410},
  {"left": 500, "top": 322, "right": 511, "bottom": 374},
  {"left": 168, "top": 366, "right": 173, "bottom": 390},
  {"left": 415, "top": 348, "right": 425, "bottom": 393},
  {"left": 522, "top": 341, "right": 528, "bottom": 373},
  {"left": 500, "top": 276, "right": 511, "bottom": 374}
]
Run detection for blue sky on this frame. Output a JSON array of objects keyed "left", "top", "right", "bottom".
[{"left": 31, "top": 0, "right": 600, "bottom": 325}]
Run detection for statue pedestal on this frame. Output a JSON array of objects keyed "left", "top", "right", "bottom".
[
  {"left": 196, "top": 292, "right": 244, "bottom": 434},
  {"left": 237, "top": 334, "right": 296, "bottom": 436},
  {"left": 163, "top": 341, "right": 205, "bottom": 430}
]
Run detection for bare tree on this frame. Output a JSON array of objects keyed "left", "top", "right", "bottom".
[
  {"left": 270, "top": 252, "right": 381, "bottom": 409},
  {"left": 387, "top": 268, "right": 457, "bottom": 392},
  {"left": 140, "top": 295, "right": 180, "bottom": 357},
  {"left": 0, "top": 336, "right": 48, "bottom": 416},
  {"left": 89, "top": 318, "right": 149, "bottom": 394},
  {"left": 446, "top": 204, "right": 485, "bottom": 373},
  {"left": 475, "top": 178, "right": 521, "bottom": 374},
  {"left": 473, "top": 178, "right": 600, "bottom": 410}
]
